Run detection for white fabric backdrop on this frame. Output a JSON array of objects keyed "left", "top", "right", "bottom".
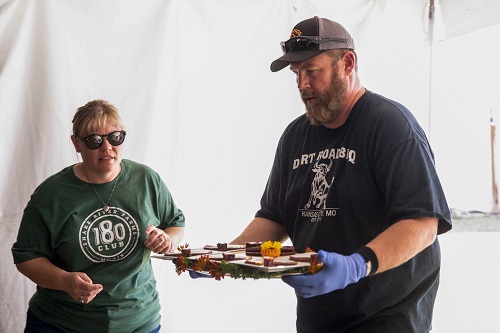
[{"left": 1, "top": 0, "right": 500, "bottom": 332}]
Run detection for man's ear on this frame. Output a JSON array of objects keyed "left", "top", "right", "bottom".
[{"left": 343, "top": 51, "right": 356, "bottom": 75}]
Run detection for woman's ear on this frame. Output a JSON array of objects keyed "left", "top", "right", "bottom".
[{"left": 71, "top": 135, "right": 81, "bottom": 153}]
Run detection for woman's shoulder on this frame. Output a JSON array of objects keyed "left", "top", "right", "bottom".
[
  {"left": 121, "top": 159, "right": 160, "bottom": 178},
  {"left": 29, "top": 165, "right": 75, "bottom": 198},
  {"left": 122, "top": 159, "right": 152, "bottom": 171}
]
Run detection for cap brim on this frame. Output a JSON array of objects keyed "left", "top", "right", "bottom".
[{"left": 270, "top": 50, "right": 327, "bottom": 72}]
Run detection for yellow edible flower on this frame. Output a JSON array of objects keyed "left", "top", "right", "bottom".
[{"left": 261, "top": 241, "right": 282, "bottom": 250}]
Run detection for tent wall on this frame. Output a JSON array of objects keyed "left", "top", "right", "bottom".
[{"left": 1, "top": 1, "right": 500, "bottom": 332}]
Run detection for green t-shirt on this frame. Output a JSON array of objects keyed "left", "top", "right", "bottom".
[{"left": 12, "top": 159, "right": 185, "bottom": 333}]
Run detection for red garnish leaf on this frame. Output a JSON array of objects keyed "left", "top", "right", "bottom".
[
  {"left": 175, "top": 255, "right": 188, "bottom": 275},
  {"left": 209, "top": 262, "right": 226, "bottom": 281},
  {"left": 193, "top": 255, "right": 211, "bottom": 272},
  {"left": 177, "top": 243, "right": 190, "bottom": 251},
  {"left": 308, "top": 256, "right": 323, "bottom": 275}
]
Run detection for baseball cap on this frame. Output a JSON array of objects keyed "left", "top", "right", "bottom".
[{"left": 270, "top": 16, "right": 355, "bottom": 72}]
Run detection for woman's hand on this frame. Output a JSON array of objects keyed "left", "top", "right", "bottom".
[
  {"left": 63, "top": 272, "right": 103, "bottom": 304},
  {"left": 16, "top": 257, "right": 103, "bottom": 304},
  {"left": 145, "top": 225, "right": 173, "bottom": 254}
]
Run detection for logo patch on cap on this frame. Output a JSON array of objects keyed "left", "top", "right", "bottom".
[{"left": 290, "top": 29, "right": 303, "bottom": 38}]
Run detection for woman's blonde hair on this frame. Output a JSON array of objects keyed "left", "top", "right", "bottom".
[{"left": 72, "top": 99, "right": 124, "bottom": 137}]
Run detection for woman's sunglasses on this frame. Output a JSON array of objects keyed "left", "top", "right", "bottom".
[{"left": 77, "top": 130, "right": 126, "bottom": 150}]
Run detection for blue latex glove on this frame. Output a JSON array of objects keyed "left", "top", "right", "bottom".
[
  {"left": 188, "top": 270, "right": 210, "bottom": 279},
  {"left": 282, "top": 250, "right": 366, "bottom": 298}
]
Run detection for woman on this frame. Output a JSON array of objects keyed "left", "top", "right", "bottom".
[{"left": 12, "top": 99, "right": 185, "bottom": 332}]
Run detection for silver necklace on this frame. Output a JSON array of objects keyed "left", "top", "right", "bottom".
[{"left": 83, "top": 167, "right": 119, "bottom": 213}]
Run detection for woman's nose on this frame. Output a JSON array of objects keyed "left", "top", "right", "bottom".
[{"left": 100, "top": 137, "right": 112, "bottom": 151}]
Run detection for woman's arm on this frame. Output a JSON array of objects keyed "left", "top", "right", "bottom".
[
  {"left": 164, "top": 226, "right": 184, "bottom": 249},
  {"left": 145, "top": 225, "right": 184, "bottom": 253},
  {"left": 16, "top": 257, "right": 103, "bottom": 303}
]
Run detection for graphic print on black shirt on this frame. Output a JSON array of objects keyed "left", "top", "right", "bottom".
[
  {"left": 304, "top": 159, "right": 334, "bottom": 209},
  {"left": 295, "top": 146, "right": 356, "bottom": 223}
]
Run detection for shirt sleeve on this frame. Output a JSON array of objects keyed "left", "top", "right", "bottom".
[
  {"left": 156, "top": 176, "right": 185, "bottom": 229},
  {"left": 255, "top": 134, "right": 285, "bottom": 225},
  {"left": 11, "top": 194, "right": 55, "bottom": 264},
  {"left": 375, "top": 136, "right": 451, "bottom": 234}
]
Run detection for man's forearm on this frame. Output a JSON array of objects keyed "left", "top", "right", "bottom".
[
  {"left": 231, "top": 217, "right": 288, "bottom": 244},
  {"left": 366, "top": 217, "right": 438, "bottom": 274}
]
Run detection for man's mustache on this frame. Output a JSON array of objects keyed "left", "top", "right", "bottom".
[{"left": 301, "top": 92, "right": 316, "bottom": 99}]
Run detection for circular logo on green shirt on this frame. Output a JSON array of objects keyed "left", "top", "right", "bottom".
[{"left": 79, "top": 207, "right": 139, "bottom": 262}]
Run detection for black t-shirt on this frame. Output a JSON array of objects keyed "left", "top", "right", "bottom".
[{"left": 256, "top": 91, "right": 452, "bottom": 332}]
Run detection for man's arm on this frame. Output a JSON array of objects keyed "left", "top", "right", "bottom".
[
  {"left": 366, "top": 216, "right": 438, "bottom": 274},
  {"left": 231, "top": 217, "right": 289, "bottom": 244},
  {"left": 189, "top": 218, "right": 287, "bottom": 279},
  {"left": 281, "top": 216, "right": 439, "bottom": 298}
]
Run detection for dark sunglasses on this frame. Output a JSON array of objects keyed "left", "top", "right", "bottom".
[
  {"left": 280, "top": 36, "right": 348, "bottom": 54},
  {"left": 77, "top": 130, "right": 126, "bottom": 150}
]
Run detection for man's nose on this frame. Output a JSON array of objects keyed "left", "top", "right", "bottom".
[{"left": 297, "top": 72, "right": 310, "bottom": 91}]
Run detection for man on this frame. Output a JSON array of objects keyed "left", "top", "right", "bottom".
[{"left": 231, "top": 17, "right": 451, "bottom": 332}]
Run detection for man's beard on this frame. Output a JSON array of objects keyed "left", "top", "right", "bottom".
[{"left": 301, "top": 67, "right": 348, "bottom": 126}]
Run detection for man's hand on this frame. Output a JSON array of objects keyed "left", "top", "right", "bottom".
[
  {"left": 281, "top": 250, "right": 366, "bottom": 298},
  {"left": 188, "top": 271, "right": 210, "bottom": 279}
]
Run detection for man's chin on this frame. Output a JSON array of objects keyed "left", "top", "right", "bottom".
[{"left": 305, "top": 110, "right": 323, "bottom": 126}]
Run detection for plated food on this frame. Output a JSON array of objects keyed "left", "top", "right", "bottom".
[
  {"left": 152, "top": 241, "right": 323, "bottom": 280},
  {"left": 203, "top": 243, "right": 246, "bottom": 252}
]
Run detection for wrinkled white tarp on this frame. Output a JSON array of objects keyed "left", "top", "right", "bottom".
[{"left": 1, "top": 1, "right": 500, "bottom": 332}]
